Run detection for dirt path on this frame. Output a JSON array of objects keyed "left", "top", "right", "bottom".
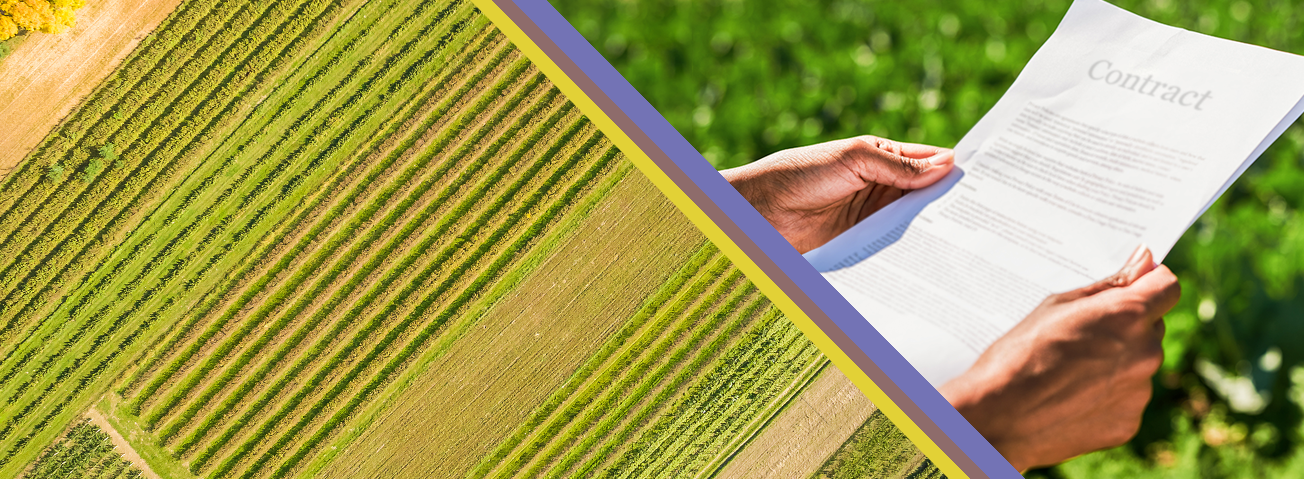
[
  {"left": 85, "top": 407, "right": 161, "bottom": 479},
  {"left": 716, "top": 366, "right": 877, "bottom": 479},
  {"left": 0, "top": 0, "right": 184, "bottom": 176}
]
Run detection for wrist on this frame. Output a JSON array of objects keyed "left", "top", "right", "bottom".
[
  {"left": 720, "top": 164, "right": 774, "bottom": 219},
  {"left": 941, "top": 370, "right": 1033, "bottom": 472}
]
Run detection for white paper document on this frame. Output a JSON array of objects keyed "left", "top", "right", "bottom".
[{"left": 804, "top": 0, "right": 1304, "bottom": 386}]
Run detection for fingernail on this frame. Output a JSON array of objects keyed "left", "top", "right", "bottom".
[
  {"left": 929, "top": 149, "right": 955, "bottom": 166},
  {"left": 1119, "top": 244, "right": 1150, "bottom": 282},
  {"left": 1124, "top": 244, "right": 1147, "bottom": 268}
]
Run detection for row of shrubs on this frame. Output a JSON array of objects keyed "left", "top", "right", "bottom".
[{"left": 130, "top": 0, "right": 487, "bottom": 431}]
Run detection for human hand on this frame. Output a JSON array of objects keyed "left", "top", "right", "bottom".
[
  {"left": 720, "top": 136, "right": 954, "bottom": 253},
  {"left": 938, "top": 246, "right": 1181, "bottom": 471}
]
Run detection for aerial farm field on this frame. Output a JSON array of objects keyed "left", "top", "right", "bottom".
[
  {"left": 0, "top": 0, "right": 184, "bottom": 175},
  {"left": 0, "top": 0, "right": 930, "bottom": 477}
]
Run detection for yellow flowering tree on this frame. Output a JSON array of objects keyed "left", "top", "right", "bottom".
[{"left": 0, "top": 0, "right": 86, "bottom": 41}]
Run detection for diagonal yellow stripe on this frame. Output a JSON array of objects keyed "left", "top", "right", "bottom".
[{"left": 473, "top": 1, "right": 973, "bottom": 477}]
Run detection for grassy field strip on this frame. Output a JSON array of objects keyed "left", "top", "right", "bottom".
[
  {"left": 696, "top": 359, "right": 832, "bottom": 478},
  {"left": 123, "top": 0, "right": 489, "bottom": 420},
  {"left": 0, "top": 0, "right": 467, "bottom": 434},
  {"left": 136, "top": 41, "right": 538, "bottom": 439},
  {"left": 189, "top": 110, "right": 600, "bottom": 477},
  {"left": 621, "top": 317, "right": 823, "bottom": 477},
  {"left": 118, "top": 19, "right": 505, "bottom": 404},
  {"left": 239, "top": 136, "right": 625, "bottom": 479},
  {"left": 302, "top": 157, "right": 660, "bottom": 478},
  {"left": 150, "top": 48, "right": 544, "bottom": 453},
  {"left": 477, "top": 255, "right": 737, "bottom": 478},
  {"left": 151, "top": 76, "right": 563, "bottom": 454},
  {"left": 542, "top": 292, "right": 773, "bottom": 479},
  {"left": 463, "top": 242, "right": 721, "bottom": 478},
  {"left": 0, "top": 0, "right": 338, "bottom": 330},
  {"left": 519, "top": 280, "right": 763, "bottom": 478}
]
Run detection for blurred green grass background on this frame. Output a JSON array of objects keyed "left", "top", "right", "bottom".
[{"left": 551, "top": 0, "right": 1304, "bottom": 476}]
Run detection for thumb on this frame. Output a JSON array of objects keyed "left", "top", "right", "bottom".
[
  {"left": 1058, "top": 245, "right": 1154, "bottom": 301},
  {"left": 846, "top": 136, "right": 955, "bottom": 190}
]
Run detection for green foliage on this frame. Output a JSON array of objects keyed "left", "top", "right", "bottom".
[
  {"left": 554, "top": 0, "right": 1304, "bottom": 476},
  {"left": 44, "top": 162, "right": 63, "bottom": 182},
  {"left": 23, "top": 418, "right": 142, "bottom": 479},
  {"left": 96, "top": 143, "right": 116, "bottom": 161},
  {"left": 814, "top": 409, "right": 942, "bottom": 479},
  {"left": 0, "top": 34, "right": 23, "bottom": 63},
  {"left": 78, "top": 159, "right": 102, "bottom": 183}
]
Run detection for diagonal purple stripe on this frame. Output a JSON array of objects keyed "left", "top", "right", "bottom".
[{"left": 504, "top": 0, "right": 1023, "bottom": 477}]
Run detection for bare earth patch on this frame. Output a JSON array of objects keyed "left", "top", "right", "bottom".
[
  {"left": 85, "top": 407, "right": 161, "bottom": 479},
  {"left": 0, "top": 0, "right": 184, "bottom": 176},
  {"left": 716, "top": 365, "right": 876, "bottom": 479}
]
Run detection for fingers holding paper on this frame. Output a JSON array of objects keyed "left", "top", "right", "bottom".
[
  {"left": 939, "top": 245, "right": 1180, "bottom": 471},
  {"left": 720, "top": 135, "right": 954, "bottom": 253}
]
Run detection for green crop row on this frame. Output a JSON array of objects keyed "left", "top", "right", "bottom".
[
  {"left": 242, "top": 130, "right": 614, "bottom": 478},
  {"left": 618, "top": 314, "right": 817, "bottom": 478},
  {"left": 184, "top": 88, "right": 582, "bottom": 474},
  {"left": 585, "top": 309, "right": 790, "bottom": 477},
  {"left": 134, "top": 16, "right": 511, "bottom": 425},
  {"left": 198, "top": 103, "right": 599, "bottom": 478},
  {"left": 0, "top": 0, "right": 367, "bottom": 463},
  {"left": 0, "top": 0, "right": 341, "bottom": 310},
  {"left": 466, "top": 241, "right": 719, "bottom": 477},
  {"left": 0, "top": 231, "right": 158, "bottom": 388},
  {"left": 650, "top": 340, "right": 819, "bottom": 477},
  {"left": 0, "top": 295, "right": 179, "bottom": 466},
  {"left": 264, "top": 140, "right": 626, "bottom": 479},
  {"left": 0, "top": 0, "right": 350, "bottom": 366},
  {"left": 482, "top": 252, "right": 732, "bottom": 477},
  {"left": 0, "top": 0, "right": 310, "bottom": 281},
  {"left": 547, "top": 291, "right": 771, "bottom": 479},
  {"left": 504, "top": 269, "right": 748, "bottom": 476},
  {"left": 115, "top": 0, "right": 451, "bottom": 405},
  {"left": 23, "top": 418, "right": 138, "bottom": 479},
  {"left": 122, "top": 20, "right": 502, "bottom": 413},
  {"left": 150, "top": 64, "right": 549, "bottom": 445},
  {"left": 125, "top": 20, "right": 504, "bottom": 417},
  {"left": 163, "top": 74, "right": 554, "bottom": 454},
  {"left": 523, "top": 275, "right": 757, "bottom": 479},
  {"left": 127, "top": 3, "right": 481, "bottom": 419},
  {"left": 0, "top": 0, "right": 232, "bottom": 210}
]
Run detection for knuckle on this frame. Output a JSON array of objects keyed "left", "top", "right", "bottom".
[
  {"left": 1108, "top": 299, "right": 1148, "bottom": 319},
  {"left": 1136, "top": 348, "right": 1164, "bottom": 375}
]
